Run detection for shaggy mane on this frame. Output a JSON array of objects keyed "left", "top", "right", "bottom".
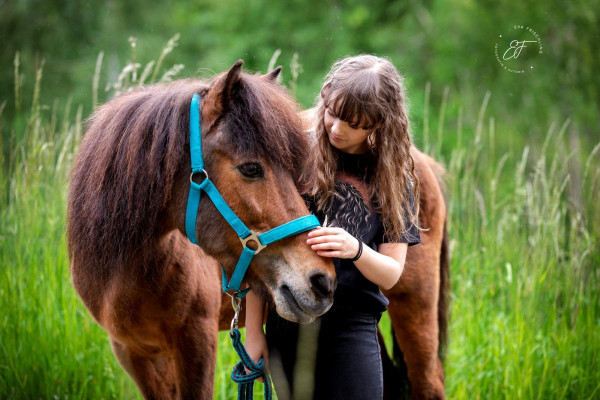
[{"left": 67, "top": 73, "right": 309, "bottom": 276}]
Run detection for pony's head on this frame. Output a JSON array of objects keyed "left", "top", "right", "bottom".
[
  {"left": 186, "top": 61, "right": 335, "bottom": 322},
  {"left": 68, "top": 60, "right": 334, "bottom": 323}
]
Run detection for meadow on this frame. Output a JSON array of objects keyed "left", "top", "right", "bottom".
[{"left": 1, "top": 41, "right": 599, "bottom": 399}]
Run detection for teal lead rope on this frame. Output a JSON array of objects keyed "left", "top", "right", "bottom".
[
  {"left": 230, "top": 329, "right": 272, "bottom": 400},
  {"left": 229, "top": 295, "right": 272, "bottom": 400}
]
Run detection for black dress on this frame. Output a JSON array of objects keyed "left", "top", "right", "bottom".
[{"left": 266, "top": 149, "right": 420, "bottom": 400}]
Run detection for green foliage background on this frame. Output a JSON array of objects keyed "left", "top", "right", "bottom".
[
  {"left": 2, "top": 0, "right": 599, "bottom": 137},
  {"left": 1, "top": 0, "right": 599, "bottom": 399}
]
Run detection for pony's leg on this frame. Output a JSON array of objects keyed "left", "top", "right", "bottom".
[
  {"left": 110, "top": 339, "right": 178, "bottom": 399},
  {"left": 165, "top": 242, "right": 221, "bottom": 399},
  {"left": 387, "top": 296, "right": 445, "bottom": 400},
  {"left": 171, "top": 315, "right": 219, "bottom": 400}
]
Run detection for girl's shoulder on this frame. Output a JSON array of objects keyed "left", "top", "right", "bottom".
[{"left": 299, "top": 107, "right": 318, "bottom": 132}]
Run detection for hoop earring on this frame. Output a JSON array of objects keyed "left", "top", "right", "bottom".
[{"left": 368, "top": 132, "right": 376, "bottom": 149}]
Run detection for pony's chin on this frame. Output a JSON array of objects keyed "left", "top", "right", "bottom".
[
  {"left": 277, "top": 308, "right": 315, "bottom": 324},
  {"left": 273, "top": 302, "right": 316, "bottom": 324},
  {"left": 271, "top": 284, "right": 332, "bottom": 324}
]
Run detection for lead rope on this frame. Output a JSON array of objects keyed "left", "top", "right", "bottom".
[{"left": 229, "top": 294, "right": 273, "bottom": 400}]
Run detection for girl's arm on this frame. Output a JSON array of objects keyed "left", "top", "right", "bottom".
[
  {"left": 244, "top": 289, "right": 269, "bottom": 380},
  {"left": 355, "top": 242, "right": 407, "bottom": 290},
  {"left": 306, "top": 227, "right": 407, "bottom": 290}
]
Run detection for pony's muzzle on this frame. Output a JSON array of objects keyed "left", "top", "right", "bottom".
[{"left": 309, "top": 272, "right": 336, "bottom": 298}]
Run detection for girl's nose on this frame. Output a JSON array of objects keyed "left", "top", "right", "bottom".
[{"left": 331, "top": 118, "right": 340, "bottom": 134}]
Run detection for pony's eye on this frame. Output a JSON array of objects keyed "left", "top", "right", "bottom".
[{"left": 238, "top": 162, "right": 264, "bottom": 179}]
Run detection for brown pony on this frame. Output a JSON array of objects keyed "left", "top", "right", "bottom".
[
  {"left": 67, "top": 61, "right": 336, "bottom": 399},
  {"left": 218, "top": 111, "right": 449, "bottom": 400}
]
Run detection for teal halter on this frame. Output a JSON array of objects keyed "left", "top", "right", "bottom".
[{"left": 185, "top": 94, "right": 320, "bottom": 297}]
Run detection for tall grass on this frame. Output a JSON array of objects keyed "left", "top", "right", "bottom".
[
  {"left": 1, "top": 48, "right": 598, "bottom": 399},
  {"left": 440, "top": 104, "right": 600, "bottom": 399}
]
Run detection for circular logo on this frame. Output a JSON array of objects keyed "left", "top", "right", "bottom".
[{"left": 495, "top": 25, "right": 543, "bottom": 74}]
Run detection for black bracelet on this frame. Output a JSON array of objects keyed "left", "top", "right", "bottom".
[{"left": 350, "top": 239, "right": 363, "bottom": 262}]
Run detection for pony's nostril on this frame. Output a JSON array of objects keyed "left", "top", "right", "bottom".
[{"left": 310, "top": 273, "right": 334, "bottom": 297}]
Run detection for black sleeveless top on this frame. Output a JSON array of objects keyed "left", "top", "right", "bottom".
[{"left": 302, "top": 150, "right": 421, "bottom": 313}]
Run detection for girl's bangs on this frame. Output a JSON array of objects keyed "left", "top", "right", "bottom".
[{"left": 326, "top": 89, "right": 380, "bottom": 130}]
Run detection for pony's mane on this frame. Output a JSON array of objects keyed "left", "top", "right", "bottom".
[{"left": 67, "top": 74, "right": 309, "bottom": 275}]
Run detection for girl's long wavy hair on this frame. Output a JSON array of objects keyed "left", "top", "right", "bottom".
[{"left": 308, "top": 54, "right": 421, "bottom": 241}]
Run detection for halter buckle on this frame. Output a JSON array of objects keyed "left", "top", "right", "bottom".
[{"left": 240, "top": 231, "right": 267, "bottom": 254}]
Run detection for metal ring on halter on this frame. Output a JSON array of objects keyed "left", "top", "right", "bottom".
[
  {"left": 189, "top": 169, "right": 209, "bottom": 184},
  {"left": 240, "top": 231, "right": 267, "bottom": 254}
]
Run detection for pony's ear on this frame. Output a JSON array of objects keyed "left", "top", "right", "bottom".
[
  {"left": 201, "top": 59, "right": 244, "bottom": 132},
  {"left": 219, "top": 59, "right": 244, "bottom": 108},
  {"left": 263, "top": 66, "right": 282, "bottom": 82}
]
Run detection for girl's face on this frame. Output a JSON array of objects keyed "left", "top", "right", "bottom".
[{"left": 324, "top": 107, "right": 372, "bottom": 154}]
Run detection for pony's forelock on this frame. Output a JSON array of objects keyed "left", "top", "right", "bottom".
[{"left": 221, "top": 74, "right": 310, "bottom": 189}]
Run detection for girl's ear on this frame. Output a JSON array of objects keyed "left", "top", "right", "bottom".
[{"left": 201, "top": 60, "right": 244, "bottom": 133}]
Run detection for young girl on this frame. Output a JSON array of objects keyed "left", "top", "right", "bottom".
[{"left": 245, "top": 54, "right": 421, "bottom": 400}]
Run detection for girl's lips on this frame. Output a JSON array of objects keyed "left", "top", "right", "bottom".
[{"left": 330, "top": 133, "right": 342, "bottom": 142}]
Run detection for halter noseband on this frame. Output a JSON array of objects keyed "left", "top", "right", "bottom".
[{"left": 185, "top": 93, "right": 320, "bottom": 297}]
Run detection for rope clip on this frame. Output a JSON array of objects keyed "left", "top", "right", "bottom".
[{"left": 230, "top": 293, "right": 242, "bottom": 332}]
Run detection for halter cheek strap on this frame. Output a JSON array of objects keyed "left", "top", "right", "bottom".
[{"left": 185, "top": 93, "right": 321, "bottom": 297}]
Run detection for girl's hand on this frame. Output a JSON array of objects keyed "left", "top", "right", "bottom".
[
  {"left": 307, "top": 227, "right": 360, "bottom": 259},
  {"left": 245, "top": 328, "right": 269, "bottom": 383}
]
